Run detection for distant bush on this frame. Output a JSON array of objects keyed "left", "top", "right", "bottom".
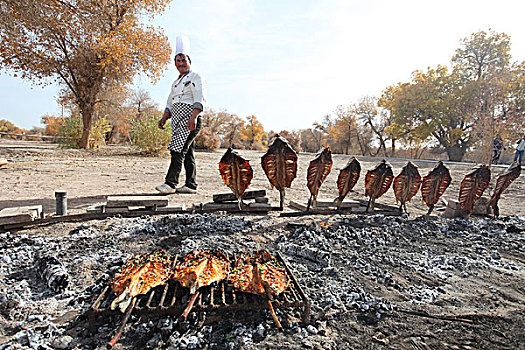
[
  {"left": 57, "top": 115, "right": 82, "bottom": 148},
  {"left": 130, "top": 113, "right": 171, "bottom": 154},
  {"left": 57, "top": 114, "right": 111, "bottom": 148},
  {"left": 0, "top": 119, "right": 26, "bottom": 138},
  {"left": 90, "top": 116, "right": 112, "bottom": 148},
  {"left": 195, "top": 128, "right": 220, "bottom": 151}
]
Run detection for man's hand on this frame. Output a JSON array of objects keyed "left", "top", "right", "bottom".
[
  {"left": 158, "top": 111, "right": 170, "bottom": 129},
  {"left": 187, "top": 108, "right": 201, "bottom": 131}
]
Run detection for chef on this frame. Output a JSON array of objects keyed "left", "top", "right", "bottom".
[{"left": 156, "top": 35, "right": 207, "bottom": 194}]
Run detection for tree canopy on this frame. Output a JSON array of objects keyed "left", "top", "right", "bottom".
[
  {"left": 379, "top": 29, "right": 523, "bottom": 162},
  {"left": 0, "top": 0, "right": 171, "bottom": 148}
]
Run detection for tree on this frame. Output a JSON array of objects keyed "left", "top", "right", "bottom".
[
  {"left": 300, "top": 128, "right": 324, "bottom": 153},
  {"left": 452, "top": 30, "right": 512, "bottom": 81},
  {"left": 0, "top": 0, "right": 171, "bottom": 148},
  {"left": 0, "top": 119, "right": 26, "bottom": 138},
  {"left": 240, "top": 115, "right": 266, "bottom": 150},
  {"left": 380, "top": 66, "right": 475, "bottom": 161},
  {"left": 353, "top": 96, "right": 389, "bottom": 156},
  {"left": 330, "top": 105, "right": 359, "bottom": 155},
  {"left": 452, "top": 30, "right": 515, "bottom": 163},
  {"left": 130, "top": 88, "right": 158, "bottom": 115},
  {"left": 41, "top": 115, "right": 64, "bottom": 136},
  {"left": 505, "top": 62, "right": 525, "bottom": 140},
  {"left": 222, "top": 115, "right": 245, "bottom": 148}
]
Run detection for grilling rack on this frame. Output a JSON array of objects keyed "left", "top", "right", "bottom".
[{"left": 87, "top": 252, "right": 311, "bottom": 331}]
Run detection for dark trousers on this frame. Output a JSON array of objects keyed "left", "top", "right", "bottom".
[
  {"left": 514, "top": 149, "right": 524, "bottom": 164},
  {"left": 165, "top": 117, "right": 202, "bottom": 189}
]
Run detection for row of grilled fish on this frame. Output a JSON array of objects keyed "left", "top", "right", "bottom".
[
  {"left": 219, "top": 135, "right": 521, "bottom": 216},
  {"left": 309, "top": 149, "right": 521, "bottom": 216}
]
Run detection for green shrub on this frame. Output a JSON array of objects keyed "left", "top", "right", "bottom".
[
  {"left": 130, "top": 112, "right": 171, "bottom": 154},
  {"left": 90, "top": 116, "right": 112, "bottom": 148},
  {"left": 57, "top": 114, "right": 82, "bottom": 148},
  {"left": 57, "top": 114, "right": 111, "bottom": 148}
]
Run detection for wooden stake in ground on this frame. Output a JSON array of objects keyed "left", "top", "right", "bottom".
[
  {"left": 306, "top": 147, "right": 332, "bottom": 211},
  {"left": 261, "top": 135, "right": 298, "bottom": 210},
  {"left": 364, "top": 160, "right": 394, "bottom": 212},
  {"left": 219, "top": 148, "right": 253, "bottom": 210},
  {"left": 458, "top": 165, "right": 491, "bottom": 216},
  {"left": 421, "top": 161, "right": 452, "bottom": 216},
  {"left": 393, "top": 161, "right": 422, "bottom": 213},
  {"left": 335, "top": 157, "right": 361, "bottom": 210},
  {"left": 489, "top": 164, "right": 521, "bottom": 217}
]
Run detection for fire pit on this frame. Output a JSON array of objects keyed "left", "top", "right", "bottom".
[{"left": 86, "top": 252, "right": 311, "bottom": 333}]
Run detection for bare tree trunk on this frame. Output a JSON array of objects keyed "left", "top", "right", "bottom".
[
  {"left": 391, "top": 137, "right": 396, "bottom": 157},
  {"left": 355, "top": 132, "right": 367, "bottom": 156},
  {"left": 79, "top": 103, "right": 95, "bottom": 149},
  {"left": 446, "top": 144, "right": 467, "bottom": 162}
]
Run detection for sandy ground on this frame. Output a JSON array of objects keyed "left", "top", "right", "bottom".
[
  {"left": 0, "top": 139, "right": 523, "bottom": 217},
  {"left": 1, "top": 139, "right": 524, "bottom": 349}
]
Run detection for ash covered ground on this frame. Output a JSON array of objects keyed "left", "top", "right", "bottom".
[{"left": 1, "top": 212, "right": 524, "bottom": 350}]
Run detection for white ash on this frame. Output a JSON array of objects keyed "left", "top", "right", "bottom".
[
  {"left": 0, "top": 213, "right": 524, "bottom": 349},
  {"left": 277, "top": 243, "right": 330, "bottom": 267}
]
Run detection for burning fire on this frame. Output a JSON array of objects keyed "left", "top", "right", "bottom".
[{"left": 319, "top": 221, "right": 332, "bottom": 228}]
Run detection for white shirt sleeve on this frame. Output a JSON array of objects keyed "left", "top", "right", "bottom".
[{"left": 190, "top": 72, "right": 206, "bottom": 111}]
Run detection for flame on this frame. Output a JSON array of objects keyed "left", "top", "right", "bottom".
[{"left": 319, "top": 221, "right": 332, "bottom": 228}]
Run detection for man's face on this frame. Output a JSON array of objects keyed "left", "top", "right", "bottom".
[{"left": 175, "top": 54, "right": 190, "bottom": 74}]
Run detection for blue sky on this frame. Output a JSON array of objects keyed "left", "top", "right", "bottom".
[{"left": 2, "top": 0, "right": 525, "bottom": 131}]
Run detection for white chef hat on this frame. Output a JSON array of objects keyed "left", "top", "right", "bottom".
[{"left": 175, "top": 35, "right": 190, "bottom": 56}]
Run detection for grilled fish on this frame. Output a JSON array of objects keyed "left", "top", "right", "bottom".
[
  {"left": 306, "top": 147, "right": 332, "bottom": 210},
  {"left": 489, "top": 163, "right": 521, "bottom": 217},
  {"left": 364, "top": 159, "right": 394, "bottom": 212},
  {"left": 219, "top": 148, "right": 253, "bottom": 209},
  {"left": 458, "top": 165, "right": 491, "bottom": 215},
  {"left": 393, "top": 161, "right": 422, "bottom": 213},
  {"left": 261, "top": 135, "right": 298, "bottom": 209},
  {"left": 335, "top": 157, "right": 361, "bottom": 210},
  {"left": 110, "top": 250, "right": 172, "bottom": 312},
  {"left": 174, "top": 250, "right": 231, "bottom": 294},
  {"left": 421, "top": 161, "right": 452, "bottom": 216}
]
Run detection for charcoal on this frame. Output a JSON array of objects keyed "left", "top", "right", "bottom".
[
  {"left": 35, "top": 254, "right": 69, "bottom": 293},
  {"left": 1, "top": 212, "right": 524, "bottom": 349}
]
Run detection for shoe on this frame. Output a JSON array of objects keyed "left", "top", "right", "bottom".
[
  {"left": 155, "top": 183, "right": 176, "bottom": 194},
  {"left": 176, "top": 185, "right": 197, "bottom": 194}
]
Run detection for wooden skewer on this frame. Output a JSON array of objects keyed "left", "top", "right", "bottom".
[
  {"left": 263, "top": 283, "right": 282, "bottom": 331},
  {"left": 181, "top": 291, "right": 200, "bottom": 320},
  {"left": 107, "top": 297, "right": 137, "bottom": 349}
]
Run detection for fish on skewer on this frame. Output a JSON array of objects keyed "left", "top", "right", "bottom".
[
  {"left": 229, "top": 250, "right": 290, "bottom": 330},
  {"left": 364, "top": 160, "right": 394, "bottom": 212},
  {"left": 108, "top": 250, "right": 172, "bottom": 348},
  {"left": 306, "top": 147, "right": 332, "bottom": 211},
  {"left": 110, "top": 250, "right": 172, "bottom": 312},
  {"left": 458, "top": 165, "right": 491, "bottom": 216},
  {"left": 173, "top": 250, "right": 231, "bottom": 320},
  {"left": 393, "top": 161, "right": 422, "bottom": 213},
  {"left": 489, "top": 163, "right": 521, "bottom": 217},
  {"left": 219, "top": 148, "right": 253, "bottom": 210},
  {"left": 334, "top": 157, "right": 361, "bottom": 210},
  {"left": 421, "top": 161, "right": 452, "bottom": 216},
  {"left": 261, "top": 135, "right": 298, "bottom": 210}
]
